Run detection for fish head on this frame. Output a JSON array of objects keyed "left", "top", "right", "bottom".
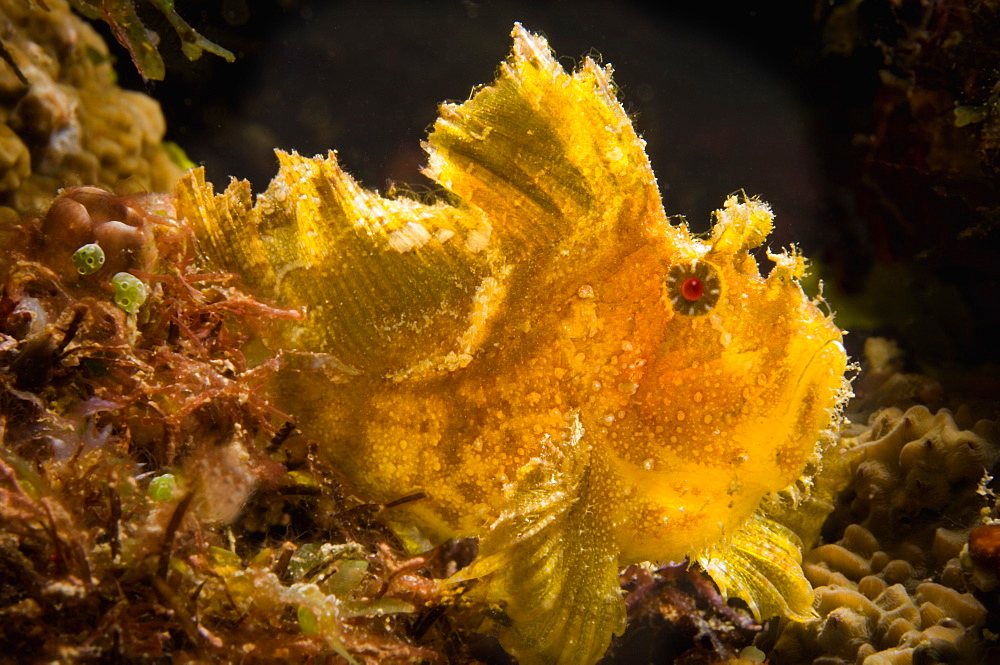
[{"left": 604, "top": 195, "right": 848, "bottom": 561}]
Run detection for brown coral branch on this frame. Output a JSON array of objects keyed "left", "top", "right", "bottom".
[{"left": 157, "top": 489, "right": 194, "bottom": 580}]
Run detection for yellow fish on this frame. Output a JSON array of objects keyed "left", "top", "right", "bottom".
[{"left": 177, "top": 24, "right": 849, "bottom": 665}]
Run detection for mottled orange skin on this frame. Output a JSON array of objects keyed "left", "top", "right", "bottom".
[{"left": 307, "top": 208, "right": 845, "bottom": 562}]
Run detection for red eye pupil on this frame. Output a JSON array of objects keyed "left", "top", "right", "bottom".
[{"left": 680, "top": 276, "right": 704, "bottom": 302}]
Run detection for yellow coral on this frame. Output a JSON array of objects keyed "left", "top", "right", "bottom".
[{"left": 0, "top": 0, "right": 182, "bottom": 216}]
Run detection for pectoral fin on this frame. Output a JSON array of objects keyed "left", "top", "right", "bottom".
[
  {"left": 453, "top": 420, "right": 626, "bottom": 665},
  {"left": 698, "top": 512, "right": 817, "bottom": 622}
]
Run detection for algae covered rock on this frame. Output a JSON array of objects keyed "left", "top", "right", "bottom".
[{"left": 0, "top": 179, "right": 449, "bottom": 662}]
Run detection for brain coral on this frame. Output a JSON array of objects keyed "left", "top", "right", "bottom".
[
  {"left": 0, "top": 0, "right": 182, "bottom": 216},
  {"left": 772, "top": 405, "right": 999, "bottom": 665}
]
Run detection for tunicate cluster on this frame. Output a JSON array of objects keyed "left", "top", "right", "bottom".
[{"left": 41, "top": 186, "right": 160, "bottom": 282}]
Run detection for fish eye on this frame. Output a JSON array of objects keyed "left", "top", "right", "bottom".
[{"left": 666, "top": 261, "right": 721, "bottom": 316}]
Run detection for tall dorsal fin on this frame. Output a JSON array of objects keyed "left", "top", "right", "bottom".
[
  {"left": 424, "top": 23, "right": 673, "bottom": 276},
  {"left": 176, "top": 24, "right": 676, "bottom": 375},
  {"left": 176, "top": 151, "right": 503, "bottom": 375}
]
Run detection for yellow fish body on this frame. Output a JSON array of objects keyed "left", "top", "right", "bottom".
[{"left": 177, "top": 25, "right": 849, "bottom": 665}]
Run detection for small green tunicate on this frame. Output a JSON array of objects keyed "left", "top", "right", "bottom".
[
  {"left": 72, "top": 243, "right": 105, "bottom": 275},
  {"left": 739, "top": 646, "right": 766, "bottom": 663},
  {"left": 326, "top": 559, "right": 369, "bottom": 599},
  {"left": 111, "top": 272, "right": 148, "bottom": 313},
  {"left": 297, "top": 605, "right": 319, "bottom": 635},
  {"left": 148, "top": 473, "right": 177, "bottom": 502}
]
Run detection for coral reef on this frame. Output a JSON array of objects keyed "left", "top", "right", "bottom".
[
  {"left": 0, "top": 0, "right": 182, "bottom": 217},
  {"left": 771, "top": 404, "right": 999, "bottom": 664}
]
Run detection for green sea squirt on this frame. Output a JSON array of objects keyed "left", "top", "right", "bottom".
[
  {"left": 72, "top": 242, "right": 105, "bottom": 275},
  {"left": 177, "top": 25, "right": 851, "bottom": 665}
]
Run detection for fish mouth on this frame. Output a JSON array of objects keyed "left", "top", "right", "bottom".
[
  {"left": 784, "top": 336, "right": 848, "bottom": 419},
  {"left": 770, "top": 332, "right": 849, "bottom": 475}
]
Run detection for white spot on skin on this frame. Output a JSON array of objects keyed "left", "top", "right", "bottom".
[
  {"left": 387, "top": 221, "right": 432, "bottom": 253},
  {"left": 709, "top": 312, "right": 733, "bottom": 347}
]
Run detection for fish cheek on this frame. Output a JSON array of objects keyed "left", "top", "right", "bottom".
[
  {"left": 770, "top": 337, "right": 848, "bottom": 478},
  {"left": 628, "top": 352, "right": 754, "bottom": 466}
]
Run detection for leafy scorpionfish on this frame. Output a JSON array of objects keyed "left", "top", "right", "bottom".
[{"left": 177, "top": 25, "right": 849, "bottom": 665}]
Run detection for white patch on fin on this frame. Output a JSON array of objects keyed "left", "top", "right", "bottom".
[
  {"left": 387, "top": 262, "right": 511, "bottom": 382},
  {"left": 434, "top": 228, "right": 456, "bottom": 243},
  {"left": 387, "top": 221, "right": 432, "bottom": 253},
  {"left": 465, "top": 225, "right": 491, "bottom": 253}
]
